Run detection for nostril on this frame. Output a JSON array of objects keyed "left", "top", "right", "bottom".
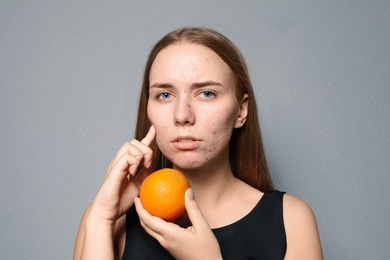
[{"left": 174, "top": 101, "right": 195, "bottom": 126}]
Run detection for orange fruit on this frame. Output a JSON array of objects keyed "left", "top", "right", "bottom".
[{"left": 139, "top": 168, "right": 190, "bottom": 221}]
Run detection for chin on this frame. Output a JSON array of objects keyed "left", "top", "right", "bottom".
[{"left": 170, "top": 157, "right": 205, "bottom": 170}]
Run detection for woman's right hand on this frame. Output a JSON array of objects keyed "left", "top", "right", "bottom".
[{"left": 89, "top": 125, "right": 156, "bottom": 224}]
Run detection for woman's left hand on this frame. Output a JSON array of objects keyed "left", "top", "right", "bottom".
[{"left": 134, "top": 188, "right": 223, "bottom": 260}]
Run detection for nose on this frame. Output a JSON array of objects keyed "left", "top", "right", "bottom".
[{"left": 174, "top": 97, "right": 195, "bottom": 126}]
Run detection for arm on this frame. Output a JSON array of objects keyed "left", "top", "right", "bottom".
[
  {"left": 73, "top": 126, "right": 156, "bottom": 260},
  {"left": 283, "top": 194, "right": 323, "bottom": 260},
  {"left": 74, "top": 205, "right": 118, "bottom": 260},
  {"left": 74, "top": 207, "right": 127, "bottom": 260}
]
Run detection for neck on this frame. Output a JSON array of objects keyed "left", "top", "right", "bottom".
[
  {"left": 173, "top": 162, "right": 239, "bottom": 228},
  {"left": 176, "top": 161, "right": 238, "bottom": 211}
]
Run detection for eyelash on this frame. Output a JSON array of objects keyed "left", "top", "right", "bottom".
[
  {"left": 157, "top": 92, "right": 172, "bottom": 100},
  {"left": 156, "top": 91, "right": 216, "bottom": 100},
  {"left": 199, "top": 91, "right": 215, "bottom": 99}
]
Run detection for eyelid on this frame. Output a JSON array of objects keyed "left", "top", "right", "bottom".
[
  {"left": 156, "top": 91, "right": 173, "bottom": 100},
  {"left": 150, "top": 81, "right": 221, "bottom": 100},
  {"left": 149, "top": 83, "right": 174, "bottom": 99},
  {"left": 197, "top": 90, "right": 216, "bottom": 99}
]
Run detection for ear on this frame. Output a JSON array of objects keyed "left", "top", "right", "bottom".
[{"left": 234, "top": 94, "right": 249, "bottom": 129}]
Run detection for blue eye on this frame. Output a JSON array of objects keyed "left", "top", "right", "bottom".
[
  {"left": 201, "top": 91, "right": 215, "bottom": 98},
  {"left": 157, "top": 92, "right": 172, "bottom": 100}
]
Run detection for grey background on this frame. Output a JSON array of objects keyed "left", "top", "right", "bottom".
[{"left": 1, "top": 1, "right": 389, "bottom": 259}]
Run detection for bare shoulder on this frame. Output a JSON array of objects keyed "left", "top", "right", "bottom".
[
  {"left": 283, "top": 194, "right": 323, "bottom": 260},
  {"left": 283, "top": 194, "right": 314, "bottom": 218}
]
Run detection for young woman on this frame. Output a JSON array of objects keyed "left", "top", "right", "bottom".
[{"left": 74, "top": 27, "right": 322, "bottom": 260}]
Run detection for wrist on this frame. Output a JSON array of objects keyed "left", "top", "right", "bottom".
[
  {"left": 87, "top": 203, "right": 118, "bottom": 227},
  {"left": 86, "top": 211, "right": 116, "bottom": 229}
]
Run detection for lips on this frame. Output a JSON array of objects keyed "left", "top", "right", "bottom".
[
  {"left": 173, "top": 135, "right": 198, "bottom": 142},
  {"left": 177, "top": 139, "right": 195, "bottom": 142},
  {"left": 172, "top": 136, "right": 200, "bottom": 150}
]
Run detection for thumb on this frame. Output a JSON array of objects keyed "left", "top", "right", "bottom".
[{"left": 184, "top": 188, "right": 210, "bottom": 231}]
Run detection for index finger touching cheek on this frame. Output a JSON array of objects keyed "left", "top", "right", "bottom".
[
  {"left": 141, "top": 125, "right": 156, "bottom": 147},
  {"left": 140, "top": 125, "right": 156, "bottom": 169}
]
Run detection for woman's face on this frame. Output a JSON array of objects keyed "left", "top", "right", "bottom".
[{"left": 147, "top": 43, "right": 247, "bottom": 170}]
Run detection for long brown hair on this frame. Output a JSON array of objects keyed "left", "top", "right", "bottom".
[{"left": 135, "top": 27, "right": 273, "bottom": 192}]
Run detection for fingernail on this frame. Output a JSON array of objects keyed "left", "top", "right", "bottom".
[
  {"left": 186, "top": 188, "right": 195, "bottom": 200},
  {"left": 145, "top": 160, "right": 152, "bottom": 169}
]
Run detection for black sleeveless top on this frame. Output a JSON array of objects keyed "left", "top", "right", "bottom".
[{"left": 122, "top": 190, "right": 286, "bottom": 260}]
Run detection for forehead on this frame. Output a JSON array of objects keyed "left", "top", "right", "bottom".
[{"left": 149, "top": 43, "right": 233, "bottom": 82}]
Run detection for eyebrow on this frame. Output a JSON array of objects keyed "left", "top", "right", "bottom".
[
  {"left": 192, "top": 81, "right": 223, "bottom": 88},
  {"left": 150, "top": 81, "right": 223, "bottom": 89},
  {"left": 150, "top": 83, "right": 173, "bottom": 89}
]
